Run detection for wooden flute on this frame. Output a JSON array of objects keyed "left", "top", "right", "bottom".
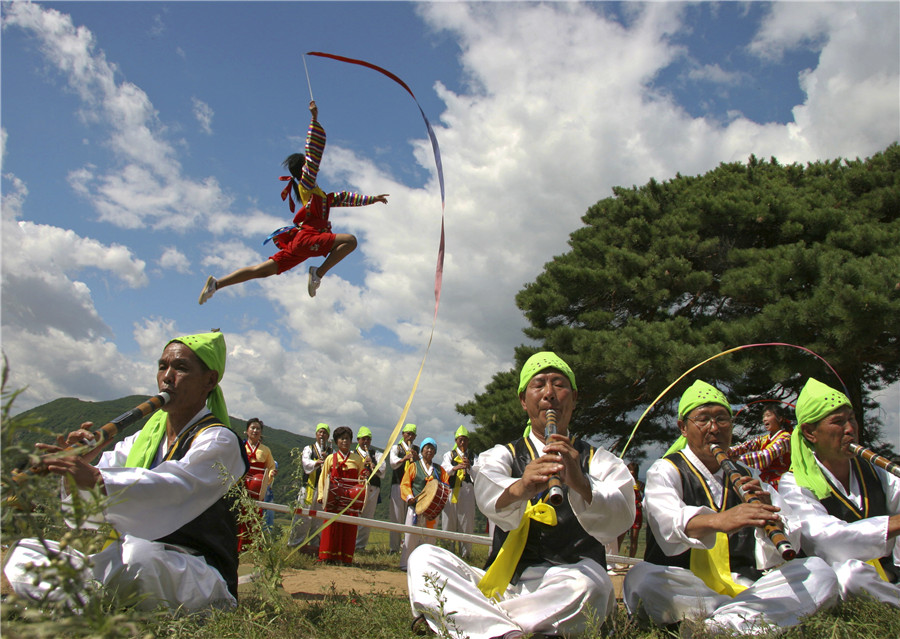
[
  {"left": 849, "top": 443, "right": 900, "bottom": 479},
  {"left": 12, "top": 392, "right": 170, "bottom": 483},
  {"left": 709, "top": 443, "right": 796, "bottom": 560},
  {"left": 545, "top": 409, "right": 565, "bottom": 506}
]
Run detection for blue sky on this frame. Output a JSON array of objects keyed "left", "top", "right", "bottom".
[{"left": 2, "top": 1, "right": 898, "bottom": 458}]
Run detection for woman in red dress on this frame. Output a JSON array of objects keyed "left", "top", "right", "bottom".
[{"left": 317, "top": 426, "right": 368, "bottom": 564}]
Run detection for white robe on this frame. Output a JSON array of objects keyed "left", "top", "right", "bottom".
[
  {"left": 778, "top": 461, "right": 900, "bottom": 606},
  {"left": 624, "top": 447, "right": 839, "bottom": 634},
  {"left": 288, "top": 441, "right": 329, "bottom": 547},
  {"left": 355, "top": 447, "right": 386, "bottom": 550},
  {"left": 389, "top": 441, "right": 415, "bottom": 553},
  {"left": 440, "top": 447, "right": 478, "bottom": 559},
  {"left": 4, "top": 408, "right": 246, "bottom": 612},
  {"left": 408, "top": 432, "right": 634, "bottom": 639}
]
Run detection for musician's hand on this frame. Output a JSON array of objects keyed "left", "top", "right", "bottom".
[
  {"left": 496, "top": 454, "right": 564, "bottom": 508},
  {"left": 543, "top": 434, "right": 592, "bottom": 503},
  {"left": 734, "top": 476, "right": 772, "bottom": 505},
  {"left": 36, "top": 442, "right": 104, "bottom": 492},
  {"left": 315, "top": 459, "right": 324, "bottom": 467},
  {"left": 718, "top": 502, "right": 782, "bottom": 534}
]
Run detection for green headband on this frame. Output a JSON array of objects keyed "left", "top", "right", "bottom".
[
  {"left": 357, "top": 426, "right": 372, "bottom": 439},
  {"left": 790, "top": 378, "right": 853, "bottom": 499},
  {"left": 666, "top": 380, "right": 731, "bottom": 456},
  {"left": 455, "top": 425, "right": 469, "bottom": 439},
  {"left": 402, "top": 423, "right": 417, "bottom": 434},
  {"left": 316, "top": 423, "right": 330, "bottom": 435},
  {"left": 125, "top": 331, "right": 229, "bottom": 469},
  {"left": 517, "top": 352, "right": 577, "bottom": 395}
]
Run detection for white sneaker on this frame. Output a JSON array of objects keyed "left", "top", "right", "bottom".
[
  {"left": 198, "top": 276, "right": 217, "bottom": 305},
  {"left": 307, "top": 266, "right": 321, "bottom": 297}
]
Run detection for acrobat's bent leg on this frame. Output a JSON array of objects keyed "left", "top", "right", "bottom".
[{"left": 315, "top": 234, "right": 357, "bottom": 277}]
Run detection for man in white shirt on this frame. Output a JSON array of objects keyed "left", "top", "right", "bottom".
[
  {"left": 4, "top": 331, "right": 248, "bottom": 612},
  {"left": 779, "top": 377, "right": 900, "bottom": 606},
  {"left": 354, "top": 426, "right": 386, "bottom": 551},
  {"left": 289, "top": 423, "right": 332, "bottom": 549},
  {"left": 407, "top": 352, "right": 634, "bottom": 639},
  {"left": 624, "top": 380, "right": 838, "bottom": 634},
  {"left": 441, "top": 425, "right": 478, "bottom": 559},
  {"left": 388, "top": 423, "right": 419, "bottom": 553}
]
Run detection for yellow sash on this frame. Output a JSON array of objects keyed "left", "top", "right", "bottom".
[
  {"left": 689, "top": 532, "right": 748, "bottom": 597},
  {"left": 477, "top": 500, "right": 557, "bottom": 600},
  {"left": 450, "top": 450, "right": 466, "bottom": 504},
  {"left": 866, "top": 558, "right": 890, "bottom": 582}
]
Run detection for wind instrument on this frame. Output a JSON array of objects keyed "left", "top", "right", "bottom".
[
  {"left": 709, "top": 442, "right": 796, "bottom": 560},
  {"left": 849, "top": 443, "right": 900, "bottom": 479},
  {"left": 11, "top": 392, "right": 170, "bottom": 484},
  {"left": 545, "top": 409, "right": 565, "bottom": 506}
]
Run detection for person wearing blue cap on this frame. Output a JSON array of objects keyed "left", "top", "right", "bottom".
[
  {"left": 5, "top": 332, "right": 248, "bottom": 612},
  {"left": 441, "top": 425, "right": 478, "bottom": 559},
  {"left": 624, "top": 380, "right": 839, "bottom": 634},
  {"left": 408, "top": 352, "right": 634, "bottom": 639},
  {"left": 399, "top": 437, "right": 448, "bottom": 571}
]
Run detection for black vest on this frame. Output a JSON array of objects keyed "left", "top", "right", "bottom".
[
  {"left": 359, "top": 447, "right": 381, "bottom": 489},
  {"left": 391, "top": 443, "right": 420, "bottom": 484},
  {"left": 446, "top": 448, "right": 475, "bottom": 489},
  {"left": 643, "top": 451, "right": 762, "bottom": 582},
  {"left": 819, "top": 457, "right": 898, "bottom": 583},
  {"left": 484, "top": 437, "right": 605, "bottom": 585},
  {"left": 155, "top": 415, "right": 249, "bottom": 599}
]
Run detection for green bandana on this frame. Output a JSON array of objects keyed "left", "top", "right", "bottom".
[
  {"left": 316, "top": 423, "right": 330, "bottom": 435},
  {"left": 791, "top": 378, "right": 852, "bottom": 499},
  {"left": 455, "top": 425, "right": 469, "bottom": 439},
  {"left": 666, "top": 380, "right": 732, "bottom": 456},
  {"left": 125, "top": 332, "right": 229, "bottom": 469},
  {"left": 357, "top": 426, "right": 372, "bottom": 439},
  {"left": 517, "top": 352, "right": 577, "bottom": 395},
  {"left": 402, "top": 423, "right": 417, "bottom": 434}
]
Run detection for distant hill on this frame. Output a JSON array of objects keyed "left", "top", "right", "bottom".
[{"left": 8, "top": 396, "right": 390, "bottom": 509}]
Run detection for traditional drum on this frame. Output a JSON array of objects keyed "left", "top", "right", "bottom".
[
  {"left": 415, "top": 479, "right": 451, "bottom": 521},
  {"left": 325, "top": 477, "right": 367, "bottom": 517},
  {"left": 244, "top": 471, "right": 265, "bottom": 500}
]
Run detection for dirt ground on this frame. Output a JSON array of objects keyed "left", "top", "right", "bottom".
[{"left": 267, "top": 564, "right": 626, "bottom": 603}]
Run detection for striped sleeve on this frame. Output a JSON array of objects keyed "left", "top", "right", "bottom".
[
  {"left": 300, "top": 118, "right": 326, "bottom": 191},
  {"left": 738, "top": 431, "right": 790, "bottom": 471},
  {"left": 329, "top": 191, "right": 383, "bottom": 207}
]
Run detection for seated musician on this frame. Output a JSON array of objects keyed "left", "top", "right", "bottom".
[
  {"left": 399, "top": 437, "right": 448, "bottom": 571},
  {"left": 4, "top": 332, "right": 248, "bottom": 612},
  {"left": 407, "top": 352, "right": 634, "bottom": 639},
  {"left": 624, "top": 380, "right": 838, "bottom": 634},
  {"left": 779, "top": 378, "right": 900, "bottom": 606}
]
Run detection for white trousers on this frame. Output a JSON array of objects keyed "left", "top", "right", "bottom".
[
  {"left": 355, "top": 484, "right": 380, "bottom": 550},
  {"left": 401, "top": 505, "right": 437, "bottom": 571},
  {"left": 441, "top": 482, "right": 475, "bottom": 559},
  {"left": 833, "top": 559, "right": 900, "bottom": 607},
  {"left": 408, "top": 544, "right": 615, "bottom": 639},
  {"left": 4, "top": 536, "right": 235, "bottom": 613},
  {"left": 288, "top": 487, "right": 320, "bottom": 548},
  {"left": 623, "top": 557, "right": 839, "bottom": 634},
  {"left": 389, "top": 484, "right": 404, "bottom": 553}
]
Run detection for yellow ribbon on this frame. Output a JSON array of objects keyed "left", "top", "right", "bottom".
[
  {"left": 477, "top": 500, "right": 557, "bottom": 600},
  {"left": 866, "top": 558, "right": 890, "bottom": 582},
  {"left": 689, "top": 532, "right": 748, "bottom": 597},
  {"left": 451, "top": 451, "right": 466, "bottom": 504}
]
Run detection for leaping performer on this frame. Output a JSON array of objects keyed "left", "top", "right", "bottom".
[{"left": 199, "top": 99, "right": 388, "bottom": 304}]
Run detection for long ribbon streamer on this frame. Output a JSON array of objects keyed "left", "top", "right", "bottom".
[
  {"left": 619, "top": 342, "right": 847, "bottom": 457},
  {"left": 288, "top": 53, "right": 446, "bottom": 554}
]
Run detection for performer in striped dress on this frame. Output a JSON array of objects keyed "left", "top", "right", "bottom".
[
  {"left": 730, "top": 405, "right": 792, "bottom": 489},
  {"left": 199, "top": 100, "right": 388, "bottom": 304}
]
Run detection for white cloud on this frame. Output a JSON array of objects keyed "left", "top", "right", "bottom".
[
  {"left": 2, "top": 2, "right": 233, "bottom": 232},
  {"left": 158, "top": 247, "right": 191, "bottom": 274},
  {"left": 191, "top": 97, "right": 213, "bottom": 135}
]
